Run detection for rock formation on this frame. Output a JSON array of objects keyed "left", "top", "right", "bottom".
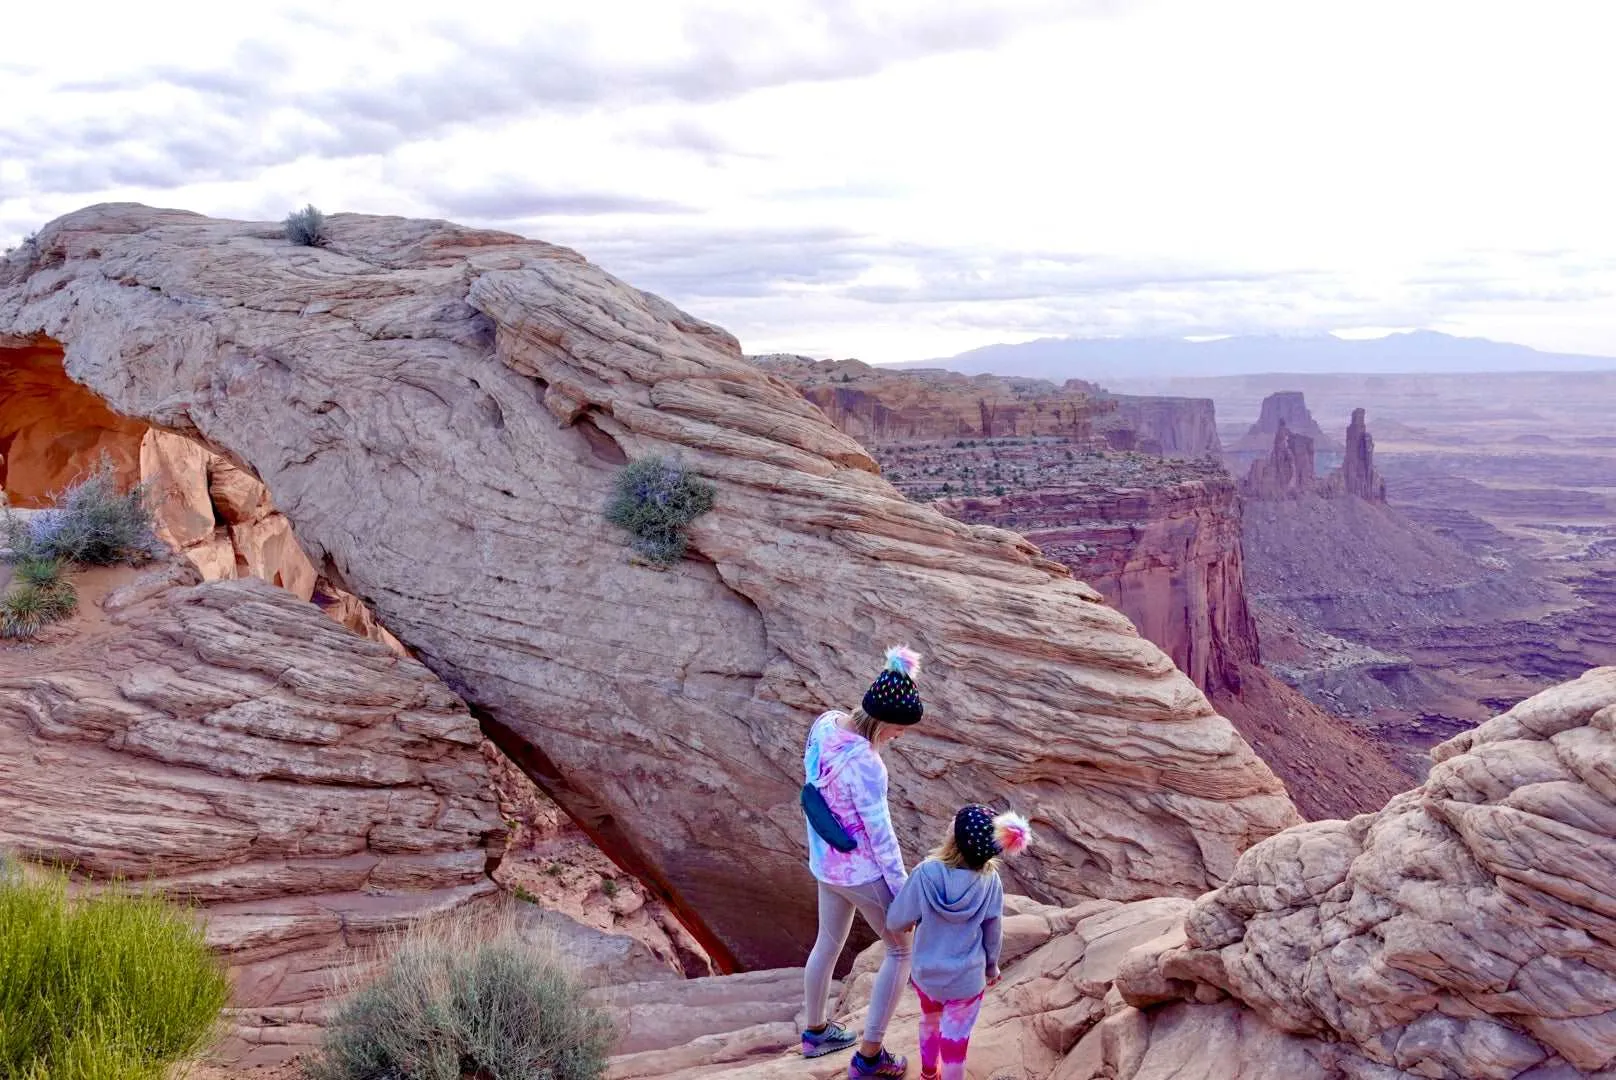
[
  {"left": 1241, "top": 402, "right": 1387, "bottom": 504},
  {"left": 1233, "top": 390, "right": 1334, "bottom": 453},
  {"left": 1239, "top": 420, "right": 1317, "bottom": 499},
  {"left": 615, "top": 667, "right": 1616, "bottom": 1080},
  {"left": 0, "top": 565, "right": 505, "bottom": 1060},
  {"left": 1336, "top": 405, "right": 1388, "bottom": 501},
  {"left": 0, "top": 205, "right": 1299, "bottom": 972},
  {"left": 756, "top": 356, "right": 1105, "bottom": 444},
  {"left": 1092, "top": 390, "right": 1222, "bottom": 457},
  {"left": 0, "top": 336, "right": 144, "bottom": 503},
  {"left": 1102, "top": 664, "right": 1616, "bottom": 1078}
]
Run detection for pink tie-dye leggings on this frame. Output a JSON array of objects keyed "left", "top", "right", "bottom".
[{"left": 912, "top": 981, "right": 985, "bottom": 1080}]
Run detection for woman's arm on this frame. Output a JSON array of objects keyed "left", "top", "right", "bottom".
[{"left": 846, "top": 752, "right": 908, "bottom": 898}]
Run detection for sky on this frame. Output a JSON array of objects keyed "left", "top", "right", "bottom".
[{"left": 5, "top": 0, "right": 1616, "bottom": 364}]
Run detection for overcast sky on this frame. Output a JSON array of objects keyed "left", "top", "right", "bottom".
[{"left": 5, "top": 0, "right": 1616, "bottom": 363}]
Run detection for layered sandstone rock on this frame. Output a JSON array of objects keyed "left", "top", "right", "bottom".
[
  {"left": 757, "top": 355, "right": 1106, "bottom": 443},
  {"left": 1107, "top": 666, "right": 1616, "bottom": 1078},
  {"left": 1333, "top": 405, "right": 1387, "bottom": 502},
  {"left": 0, "top": 565, "right": 505, "bottom": 1060},
  {"left": 1239, "top": 420, "right": 1317, "bottom": 500},
  {"left": 0, "top": 205, "right": 1299, "bottom": 970},
  {"left": 1094, "top": 391, "right": 1221, "bottom": 457}
]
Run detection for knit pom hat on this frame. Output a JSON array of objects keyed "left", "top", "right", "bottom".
[
  {"left": 861, "top": 646, "right": 923, "bottom": 726},
  {"left": 954, "top": 805, "right": 1035, "bottom": 868}
]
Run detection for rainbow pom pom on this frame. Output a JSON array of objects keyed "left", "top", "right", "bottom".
[
  {"left": 883, "top": 645, "right": 921, "bottom": 680},
  {"left": 993, "top": 811, "right": 1033, "bottom": 856}
]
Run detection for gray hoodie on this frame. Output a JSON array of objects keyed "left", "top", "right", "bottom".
[{"left": 886, "top": 857, "right": 1004, "bottom": 1002}]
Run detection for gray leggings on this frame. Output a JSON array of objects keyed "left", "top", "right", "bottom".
[{"left": 804, "top": 879, "right": 913, "bottom": 1045}]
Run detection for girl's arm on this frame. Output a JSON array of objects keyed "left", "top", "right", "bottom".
[
  {"left": 847, "top": 751, "right": 908, "bottom": 899},
  {"left": 886, "top": 866, "right": 923, "bottom": 933},
  {"left": 983, "top": 875, "right": 1005, "bottom": 982}
]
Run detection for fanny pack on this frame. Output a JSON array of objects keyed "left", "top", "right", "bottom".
[{"left": 801, "top": 782, "right": 857, "bottom": 852}]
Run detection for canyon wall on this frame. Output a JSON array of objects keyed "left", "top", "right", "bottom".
[{"left": 0, "top": 205, "right": 1299, "bottom": 972}]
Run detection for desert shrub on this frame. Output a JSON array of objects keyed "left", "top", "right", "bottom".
[
  {"left": 12, "top": 557, "right": 64, "bottom": 589},
  {"left": 284, "top": 204, "right": 328, "bottom": 247},
  {"left": 0, "top": 862, "right": 229, "bottom": 1079},
  {"left": 0, "top": 579, "right": 77, "bottom": 639},
  {"left": 308, "top": 912, "right": 614, "bottom": 1080},
  {"left": 3, "top": 460, "right": 160, "bottom": 567},
  {"left": 603, "top": 456, "right": 715, "bottom": 567}
]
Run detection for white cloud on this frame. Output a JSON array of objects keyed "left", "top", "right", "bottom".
[{"left": 5, "top": 0, "right": 1616, "bottom": 361}]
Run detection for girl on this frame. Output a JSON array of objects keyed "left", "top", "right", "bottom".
[
  {"left": 887, "top": 805, "right": 1034, "bottom": 1080},
  {"left": 801, "top": 647, "right": 925, "bottom": 1079}
]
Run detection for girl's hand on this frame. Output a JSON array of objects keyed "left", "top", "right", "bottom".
[{"left": 987, "top": 972, "right": 1002, "bottom": 988}]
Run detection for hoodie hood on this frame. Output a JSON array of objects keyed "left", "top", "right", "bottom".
[{"left": 914, "top": 858, "right": 997, "bottom": 923}]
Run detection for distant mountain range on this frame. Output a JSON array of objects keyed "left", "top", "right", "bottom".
[{"left": 902, "top": 331, "right": 1616, "bottom": 381}]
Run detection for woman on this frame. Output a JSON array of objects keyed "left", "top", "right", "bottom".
[{"left": 800, "top": 646, "right": 924, "bottom": 1079}]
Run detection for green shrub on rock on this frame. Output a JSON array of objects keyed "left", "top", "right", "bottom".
[
  {"left": 284, "top": 204, "right": 329, "bottom": 247},
  {"left": 0, "top": 862, "right": 229, "bottom": 1079},
  {"left": 603, "top": 456, "right": 715, "bottom": 567},
  {"left": 3, "top": 459, "right": 160, "bottom": 567},
  {"left": 308, "top": 913, "right": 614, "bottom": 1080}
]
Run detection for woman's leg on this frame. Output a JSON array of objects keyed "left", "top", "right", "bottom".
[
  {"left": 937, "top": 992, "right": 985, "bottom": 1080},
  {"left": 803, "top": 881, "right": 858, "bottom": 1030},
  {"left": 913, "top": 982, "right": 945, "bottom": 1077},
  {"left": 840, "top": 880, "right": 914, "bottom": 1055}
]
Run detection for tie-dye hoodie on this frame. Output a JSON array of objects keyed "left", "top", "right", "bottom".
[{"left": 803, "top": 710, "right": 907, "bottom": 899}]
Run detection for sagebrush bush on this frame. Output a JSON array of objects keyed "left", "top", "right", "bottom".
[
  {"left": 603, "top": 456, "right": 715, "bottom": 566},
  {"left": 0, "top": 862, "right": 230, "bottom": 1080},
  {"left": 284, "top": 204, "right": 328, "bottom": 246},
  {"left": 3, "top": 459, "right": 160, "bottom": 567},
  {"left": 308, "top": 911, "right": 613, "bottom": 1080}
]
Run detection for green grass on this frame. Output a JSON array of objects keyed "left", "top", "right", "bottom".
[
  {"left": 308, "top": 909, "right": 613, "bottom": 1080},
  {"left": 0, "top": 581, "right": 76, "bottom": 640},
  {"left": 0, "top": 863, "right": 230, "bottom": 1079}
]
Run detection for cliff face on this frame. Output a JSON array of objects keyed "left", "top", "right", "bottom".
[
  {"left": 0, "top": 205, "right": 1298, "bottom": 972},
  {"left": 1094, "top": 391, "right": 1221, "bottom": 457},
  {"left": 941, "top": 467, "right": 1257, "bottom": 696},
  {"left": 1241, "top": 398, "right": 1386, "bottom": 504}
]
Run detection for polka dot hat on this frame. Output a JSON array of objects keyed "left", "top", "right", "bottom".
[
  {"left": 861, "top": 646, "right": 923, "bottom": 726},
  {"left": 955, "top": 804, "right": 1034, "bottom": 868}
]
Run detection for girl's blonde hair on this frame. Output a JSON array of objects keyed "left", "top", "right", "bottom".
[
  {"left": 932, "top": 831, "right": 995, "bottom": 874},
  {"left": 849, "top": 706, "right": 886, "bottom": 747}
]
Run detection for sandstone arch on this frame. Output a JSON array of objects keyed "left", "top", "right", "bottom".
[{"left": 0, "top": 205, "right": 1300, "bottom": 969}]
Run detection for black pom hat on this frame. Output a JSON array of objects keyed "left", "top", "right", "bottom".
[
  {"left": 861, "top": 646, "right": 923, "bottom": 726},
  {"left": 955, "top": 804, "right": 1035, "bottom": 868}
]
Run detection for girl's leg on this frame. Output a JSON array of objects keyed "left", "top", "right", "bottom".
[
  {"left": 938, "top": 992, "right": 986, "bottom": 1080},
  {"left": 913, "top": 982, "right": 945, "bottom": 1077},
  {"left": 841, "top": 881, "right": 914, "bottom": 1056},
  {"left": 803, "top": 881, "right": 858, "bottom": 1030}
]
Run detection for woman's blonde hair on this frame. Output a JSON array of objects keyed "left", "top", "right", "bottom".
[
  {"left": 932, "top": 831, "right": 995, "bottom": 874},
  {"left": 849, "top": 706, "right": 886, "bottom": 747}
]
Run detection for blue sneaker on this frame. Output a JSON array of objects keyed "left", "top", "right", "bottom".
[
  {"left": 849, "top": 1047, "right": 908, "bottom": 1077},
  {"left": 802, "top": 1021, "right": 858, "bottom": 1058}
]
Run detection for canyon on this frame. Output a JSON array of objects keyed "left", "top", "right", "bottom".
[
  {"left": 1, "top": 206, "right": 1611, "bottom": 1080},
  {"left": 1112, "top": 372, "right": 1616, "bottom": 771},
  {"left": 764, "top": 356, "right": 1411, "bottom": 818}
]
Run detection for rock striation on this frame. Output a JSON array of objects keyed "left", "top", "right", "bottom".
[
  {"left": 0, "top": 566, "right": 505, "bottom": 1060},
  {"left": 1107, "top": 665, "right": 1616, "bottom": 1078},
  {"left": 0, "top": 205, "right": 1299, "bottom": 972}
]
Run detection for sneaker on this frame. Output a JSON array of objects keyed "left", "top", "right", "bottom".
[
  {"left": 802, "top": 1021, "right": 858, "bottom": 1058},
  {"left": 849, "top": 1048, "right": 908, "bottom": 1077}
]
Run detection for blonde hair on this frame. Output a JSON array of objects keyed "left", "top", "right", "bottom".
[
  {"left": 849, "top": 706, "right": 886, "bottom": 747},
  {"left": 932, "top": 831, "right": 996, "bottom": 874}
]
